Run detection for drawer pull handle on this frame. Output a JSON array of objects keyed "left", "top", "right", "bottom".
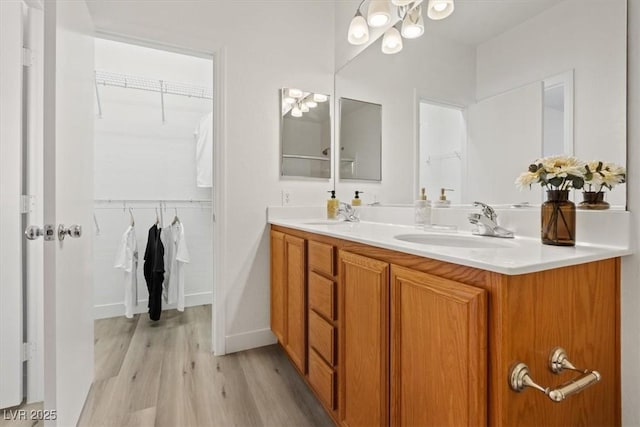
[{"left": 509, "top": 347, "right": 601, "bottom": 403}]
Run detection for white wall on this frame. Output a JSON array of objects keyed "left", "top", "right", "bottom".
[
  {"left": 335, "top": 32, "right": 476, "bottom": 204},
  {"left": 622, "top": 2, "right": 640, "bottom": 425},
  {"left": 86, "top": 1, "right": 335, "bottom": 351},
  {"left": 476, "top": 0, "right": 626, "bottom": 206},
  {"left": 93, "top": 39, "right": 213, "bottom": 318}
]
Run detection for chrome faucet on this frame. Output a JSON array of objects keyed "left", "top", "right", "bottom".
[
  {"left": 338, "top": 202, "right": 360, "bottom": 222},
  {"left": 468, "top": 201, "right": 514, "bottom": 238}
]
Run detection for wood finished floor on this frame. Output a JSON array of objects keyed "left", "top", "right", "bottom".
[{"left": 78, "top": 305, "right": 333, "bottom": 427}]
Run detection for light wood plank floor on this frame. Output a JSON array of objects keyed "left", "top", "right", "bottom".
[{"left": 78, "top": 305, "right": 333, "bottom": 427}]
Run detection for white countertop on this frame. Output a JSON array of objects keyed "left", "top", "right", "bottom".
[{"left": 269, "top": 217, "right": 632, "bottom": 275}]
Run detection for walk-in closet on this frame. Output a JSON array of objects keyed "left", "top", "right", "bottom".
[{"left": 92, "top": 39, "right": 214, "bottom": 325}]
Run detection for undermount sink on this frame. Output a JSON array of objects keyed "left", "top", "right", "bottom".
[{"left": 394, "top": 233, "right": 516, "bottom": 249}]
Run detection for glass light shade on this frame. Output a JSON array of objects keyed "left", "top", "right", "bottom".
[
  {"left": 381, "top": 26, "right": 403, "bottom": 54},
  {"left": 313, "top": 93, "right": 328, "bottom": 102},
  {"left": 402, "top": 6, "right": 424, "bottom": 39},
  {"left": 391, "top": 0, "right": 413, "bottom": 5},
  {"left": 427, "top": 0, "right": 454, "bottom": 20},
  {"left": 283, "top": 96, "right": 295, "bottom": 104},
  {"left": 368, "top": 0, "right": 391, "bottom": 27},
  {"left": 288, "top": 88, "right": 303, "bottom": 98},
  {"left": 291, "top": 106, "right": 302, "bottom": 117},
  {"left": 348, "top": 14, "right": 370, "bottom": 45},
  {"left": 305, "top": 99, "right": 318, "bottom": 108},
  {"left": 300, "top": 103, "right": 310, "bottom": 113}
]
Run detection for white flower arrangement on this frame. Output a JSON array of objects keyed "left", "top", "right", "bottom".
[
  {"left": 583, "top": 161, "right": 626, "bottom": 193},
  {"left": 516, "top": 155, "right": 585, "bottom": 191}
]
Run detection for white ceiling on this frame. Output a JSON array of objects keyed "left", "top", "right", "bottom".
[{"left": 422, "top": 0, "right": 565, "bottom": 46}]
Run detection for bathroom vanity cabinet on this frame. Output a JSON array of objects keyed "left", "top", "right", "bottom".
[{"left": 270, "top": 225, "right": 620, "bottom": 426}]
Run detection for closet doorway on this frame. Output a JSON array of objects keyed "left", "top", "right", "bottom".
[{"left": 90, "top": 36, "right": 216, "bottom": 394}]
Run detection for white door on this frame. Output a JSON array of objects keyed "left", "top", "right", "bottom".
[
  {"left": 0, "top": 0, "right": 25, "bottom": 410},
  {"left": 42, "top": 1, "right": 95, "bottom": 425}
]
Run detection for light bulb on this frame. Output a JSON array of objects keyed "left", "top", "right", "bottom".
[
  {"left": 291, "top": 106, "right": 302, "bottom": 117},
  {"left": 427, "top": 0, "right": 454, "bottom": 20},
  {"left": 313, "top": 93, "right": 328, "bottom": 103},
  {"left": 348, "top": 14, "right": 370, "bottom": 45},
  {"left": 368, "top": 0, "right": 391, "bottom": 28},
  {"left": 401, "top": 6, "right": 424, "bottom": 39},
  {"left": 288, "top": 88, "right": 303, "bottom": 98},
  {"left": 382, "top": 26, "right": 403, "bottom": 54}
]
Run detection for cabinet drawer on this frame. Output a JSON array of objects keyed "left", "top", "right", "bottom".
[
  {"left": 309, "top": 309, "right": 335, "bottom": 365},
  {"left": 309, "top": 272, "right": 335, "bottom": 321},
  {"left": 308, "top": 240, "right": 335, "bottom": 277},
  {"left": 308, "top": 348, "right": 336, "bottom": 411}
]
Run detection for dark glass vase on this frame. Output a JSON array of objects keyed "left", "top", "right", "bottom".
[
  {"left": 578, "top": 191, "right": 610, "bottom": 210},
  {"left": 541, "top": 190, "right": 576, "bottom": 246}
]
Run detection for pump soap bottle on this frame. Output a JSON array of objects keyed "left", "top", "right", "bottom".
[
  {"left": 414, "top": 188, "right": 430, "bottom": 225},
  {"left": 352, "top": 191, "right": 363, "bottom": 206},
  {"left": 433, "top": 188, "right": 453, "bottom": 208},
  {"left": 327, "top": 190, "right": 339, "bottom": 219}
]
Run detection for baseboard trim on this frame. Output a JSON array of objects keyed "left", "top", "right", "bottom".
[
  {"left": 225, "top": 328, "right": 277, "bottom": 354},
  {"left": 94, "top": 291, "right": 213, "bottom": 319}
]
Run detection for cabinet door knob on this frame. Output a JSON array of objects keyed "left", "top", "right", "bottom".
[{"left": 509, "top": 347, "right": 601, "bottom": 403}]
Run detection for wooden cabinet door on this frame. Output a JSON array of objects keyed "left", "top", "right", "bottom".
[
  {"left": 270, "top": 231, "right": 286, "bottom": 344},
  {"left": 338, "top": 251, "right": 389, "bottom": 427},
  {"left": 391, "top": 265, "right": 487, "bottom": 427},
  {"left": 285, "top": 234, "right": 307, "bottom": 373}
]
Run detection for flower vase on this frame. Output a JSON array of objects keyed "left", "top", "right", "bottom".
[
  {"left": 541, "top": 190, "right": 576, "bottom": 246},
  {"left": 578, "top": 191, "right": 610, "bottom": 210}
]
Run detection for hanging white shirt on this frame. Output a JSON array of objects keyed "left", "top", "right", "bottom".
[
  {"left": 194, "top": 111, "right": 213, "bottom": 187},
  {"left": 162, "top": 221, "right": 190, "bottom": 311},
  {"left": 114, "top": 225, "right": 138, "bottom": 319}
]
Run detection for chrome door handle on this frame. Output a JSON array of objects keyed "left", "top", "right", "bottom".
[
  {"left": 58, "top": 224, "right": 82, "bottom": 241},
  {"left": 25, "top": 225, "right": 44, "bottom": 240}
]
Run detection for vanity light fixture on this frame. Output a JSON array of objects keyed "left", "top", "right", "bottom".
[
  {"left": 382, "top": 24, "right": 403, "bottom": 54},
  {"left": 313, "top": 93, "right": 328, "bottom": 103},
  {"left": 347, "top": 0, "right": 454, "bottom": 54},
  {"left": 367, "top": 0, "right": 391, "bottom": 27},
  {"left": 288, "top": 88, "right": 303, "bottom": 98},
  {"left": 291, "top": 106, "right": 302, "bottom": 117},
  {"left": 348, "top": 5, "right": 370, "bottom": 45},
  {"left": 304, "top": 97, "right": 318, "bottom": 108},
  {"left": 401, "top": 6, "right": 424, "bottom": 39},
  {"left": 426, "top": 0, "right": 454, "bottom": 20}
]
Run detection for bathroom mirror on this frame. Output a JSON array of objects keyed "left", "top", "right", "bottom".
[
  {"left": 280, "top": 88, "right": 331, "bottom": 179},
  {"left": 335, "top": 0, "right": 627, "bottom": 206},
  {"left": 339, "top": 98, "right": 382, "bottom": 181}
]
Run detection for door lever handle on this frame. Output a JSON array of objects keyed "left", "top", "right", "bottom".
[{"left": 58, "top": 224, "right": 82, "bottom": 241}]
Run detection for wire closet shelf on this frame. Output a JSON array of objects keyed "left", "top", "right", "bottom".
[
  {"left": 95, "top": 70, "right": 213, "bottom": 100},
  {"left": 94, "top": 199, "right": 213, "bottom": 210}
]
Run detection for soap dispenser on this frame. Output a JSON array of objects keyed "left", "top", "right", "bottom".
[
  {"left": 433, "top": 188, "right": 453, "bottom": 208},
  {"left": 327, "top": 190, "right": 339, "bottom": 219},
  {"left": 414, "top": 188, "right": 431, "bottom": 225},
  {"left": 352, "top": 191, "right": 363, "bottom": 206}
]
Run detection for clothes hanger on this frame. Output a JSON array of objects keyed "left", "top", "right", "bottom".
[
  {"left": 155, "top": 207, "right": 160, "bottom": 225},
  {"left": 172, "top": 207, "right": 180, "bottom": 225},
  {"left": 129, "top": 208, "right": 135, "bottom": 226}
]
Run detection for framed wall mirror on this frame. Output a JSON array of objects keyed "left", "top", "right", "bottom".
[
  {"left": 334, "top": 0, "right": 626, "bottom": 206},
  {"left": 280, "top": 88, "right": 331, "bottom": 179},
  {"left": 339, "top": 97, "right": 382, "bottom": 181}
]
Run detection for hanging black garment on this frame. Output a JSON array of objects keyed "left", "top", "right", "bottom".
[{"left": 143, "top": 224, "right": 165, "bottom": 321}]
